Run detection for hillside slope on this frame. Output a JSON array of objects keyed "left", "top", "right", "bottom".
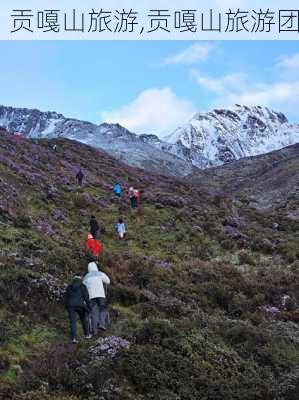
[
  {"left": 0, "top": 105, "right": 192, "bottom": 177},
  {"left": 192, "top": 143, "right": 299, "bottom": 211},
  {"left": 0, "top": 130, "right": 298, "bottom": 400}
]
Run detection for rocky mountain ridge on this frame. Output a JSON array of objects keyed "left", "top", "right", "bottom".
[
  {"left": 166, "top": 105, "right": 299, "bottom": 168},
  {"left": 0, "top": 105, "right": 192, "bottom": 177},
  {"left": 1, "top": 104, "right": 298, "bottom": 175}
]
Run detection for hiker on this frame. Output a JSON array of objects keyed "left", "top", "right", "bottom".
[
  {"left": 85, "top": 233, "right": 102, "bottom": 258},
  {"left": 83, "top": 260, "right": 110, "bottom": 334},
  {"left": 90, "top": 215, "right": 99, "bottom": 239},
  {"left": 129, "top": 186, "right": 138, "bottom": 208},
  {"left": 115, "top": 217, "right": 126, "bottom": 240},
  {"left": 76, "top": 169, "right": 84, "bottom": 186},
  {"left": 65, "top": 275, "right": 92, "bottom": 343},
  {"left": 52, "top": 144, "right": 57, "bottom": 151},
  {"left": 134, "top": 189, "right": 141, "bottom": 206},
  {"left": 281, "top": 294, "right": 292, "bottom": 311},
  {"left": 113, "top": 182, "right": 122, "bottom": 198}
]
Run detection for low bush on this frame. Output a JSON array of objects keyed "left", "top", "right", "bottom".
[
  {"left": 110, "top": 285, "right": 142, "bottom": 306},
  {"left": 14, "top": 211, "right": 32, "bottom": 229}
]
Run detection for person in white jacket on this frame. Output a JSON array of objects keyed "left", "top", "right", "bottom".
[
  {"left": 115, "top": 217, "right": 126, "bottom": 240},
  {"left": 83, "top": 261, "right": 110, "bottom": 334}
]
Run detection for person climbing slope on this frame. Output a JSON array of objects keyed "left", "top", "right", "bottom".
[
  {"left": 134, "top": 188, "right": 141, "bottom": 207},
  {"left": 90, "top": 215, "right": 99, "bottom": 239},
  {"left": 129, "top": 186, "right": 138, "bottom": 208},
  {"left": 76, "top": 169, "right": 84, "bottom": 186},
  {"left": 65, "top": 275, "right": 92, "bottom": 343},
  {"left": 85, "top": 233, "right": 102, "bottom": 258},
  {"left": 83, "top": 260, "right": 110, "bottom": 334},
  {"left": 115, "top": 217, "right": 126, "bottom": 240},
  {"left": 113, "top": 182, "right": 122, "bottom": 198}
]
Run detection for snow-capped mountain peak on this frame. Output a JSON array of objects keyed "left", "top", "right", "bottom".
[
  {"left": 165, "top": 104, "right": 299, "bottom": 168},
  {"left": 0, "top": 103, "right": 298, "bottom": 175}
]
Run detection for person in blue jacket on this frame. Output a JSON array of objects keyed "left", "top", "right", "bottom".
[{"left": 113, "top": 182, "right": 122, "bottom": 198}]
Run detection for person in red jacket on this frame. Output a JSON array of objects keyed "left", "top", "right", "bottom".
[{"left": 85, "top": 234, "right": 102, "bottom": 258}]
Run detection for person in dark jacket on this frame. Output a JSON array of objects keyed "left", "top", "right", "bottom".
[
  {"left": 90, "top": 215, "right": 99, "bottom": 239},
  {"left": 129, "top": 187, "right": 138, "bottom": 208},
  {"left": 76, "top": 169, "right": 84, "bottom": 186},
  {"left": 65, "top": 276, "right": 91, "bottom": 343}
]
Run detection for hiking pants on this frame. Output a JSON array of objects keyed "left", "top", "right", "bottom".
[
  {"left": 130, "top": 196, "right": 138, "bottom": 208},
  {"left": 90, "top": 297, "right": 106, "bottom": 332},
  {"left": 90, "top": 229, "right": 98, "bottom": 239},
  {"left": 68, "top": 306, "right": 89, "bottom": 340}
]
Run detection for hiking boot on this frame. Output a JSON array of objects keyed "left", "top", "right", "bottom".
[
  {"left": 85, "top": 334, "right": 92, "bottom": 339},
  {"left": 99, "top": 325, "right": 106, "bottom": 331},
  {"left": 72, "top": 338, "right": 78, "bottom": 344}
]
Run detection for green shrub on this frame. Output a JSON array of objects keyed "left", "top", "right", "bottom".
[
  {"left": 277, "top": 242, "right": 299, "bottom": 263},
  {"left": 15, "top": 393, "right": 79, "bottom": 400},
  {"left": 239, "top": 251, "right": 256, "bottom": 266},
  {"left": 45, "top": 247, "right": 75, "bottom": 275},
  {"left": 20, "top": 343, "right": 81, "bottom": 393},
  {"left": 110, "top": 285, "right": 142, "bottom": 306},
  {"left": 73, "top": 194, "right": 91, "bottom": 209},
  {"left": 14, "top": 212, "right": 32, "bottom": 229},
  {"left": 135, "top": 319, "right": 182, "bottom": 348},
  {"left": 0, "top": 350, "right": 10, "bottom": 373}
]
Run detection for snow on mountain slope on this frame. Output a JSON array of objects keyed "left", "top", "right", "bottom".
[
  {"left": 0, "top": 105, "right": 65, "bottom": 138},
  {"left": 1, "top": 104, "right": 298, "bottom": 174},
  {"left": 166, "top": 105, "right": 299, "bottom": 168},
  {"left": 0, "top": 105, "right": 192, "bottom": 177}
]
